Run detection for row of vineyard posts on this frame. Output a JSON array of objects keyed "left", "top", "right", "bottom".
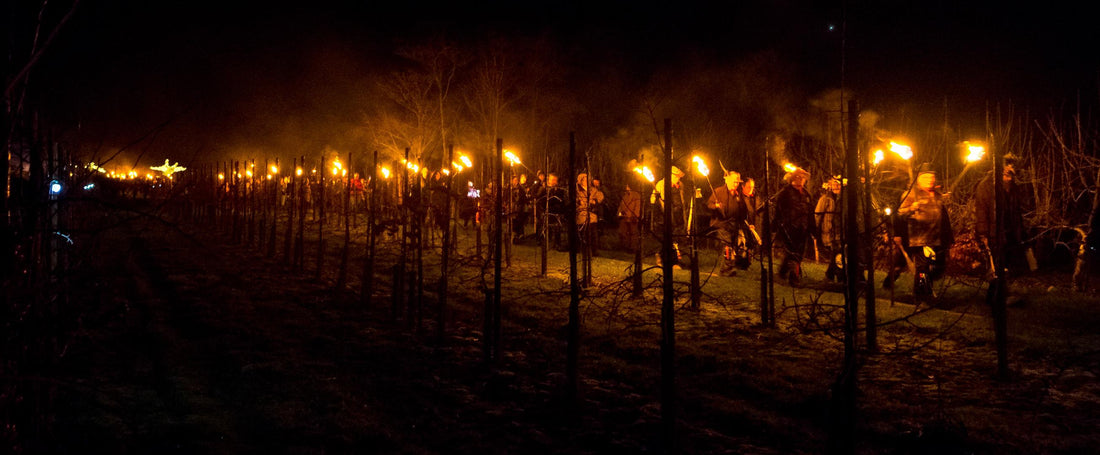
[{"left": 149, "top": 112, "right": 1015, "bottom": 453}]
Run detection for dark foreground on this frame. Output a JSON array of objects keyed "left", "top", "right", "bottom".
[{"left": 18, "top": 210, "right": 1100, "bottom": 454}]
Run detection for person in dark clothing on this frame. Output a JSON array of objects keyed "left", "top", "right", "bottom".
[
  {"left": 774, "top": 167, "right": 815, "bottom": 285},
  {"left": 707, "top": 170, "right": 748, "bottom": 276},
  {"left": 618, "top": 183, "right": 643, "bottom": 252},
  {"left": 973, "top": 155, "right": 1029, "bottom": 279},
  {"left": 652, "top": 166, "right": 693, "bottom": 268},
  {"left": 536, "top": 173, "right": 567, "bottom": 248},
  {"left": 898, "top": 163, "right": 954, "bottom": 300},
  {"left": 736, "top": 178, "right": 761, "bottom": 269}
]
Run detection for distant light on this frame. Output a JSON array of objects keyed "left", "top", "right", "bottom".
[
  {"left": 459, "top": 155, "right": 473, "bottom": 168},
  {"left": 783, "top": 163, "right": 799, "bottom": 173},
  {"left": 827, "top": 24, "right": 836, "bottom": 32},
  {"left": 83, "top": 183, "right": 95, "bottom": 191},
  {"left": 49, "top": 180, "right": 63, "bottom": 195},
  {"left": 884, "top": 207, "right": 893, "bottom": 216}
]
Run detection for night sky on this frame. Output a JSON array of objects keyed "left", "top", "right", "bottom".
[{"left": 22, "top": 0, "right": 1100, "bottom": 165}]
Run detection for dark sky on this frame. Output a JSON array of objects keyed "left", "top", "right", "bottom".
[{"left": 25, "top": 0, "right": 1100, "bottom": 165}]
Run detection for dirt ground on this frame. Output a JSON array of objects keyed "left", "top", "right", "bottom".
[{"left": 30, "top": 208, "right": 1100, "bottom": 454}]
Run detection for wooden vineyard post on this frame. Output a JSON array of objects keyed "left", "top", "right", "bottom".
[
  {"left": 438, "top": 145, "right": 455, "bottom": 339},
  {"left": 660, "top": 118, "right": 677, "bottom": 451},
  {"left": 337, "top": 151, "right": 352, "bottom": 289},
  {"left": 362, "top": 151, "right": 379, "bottom": 306},
  {"left": 566, "top": 132, "right": 581, "bottom": 400}
]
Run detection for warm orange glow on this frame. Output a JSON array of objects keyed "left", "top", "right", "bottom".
[
  {"left": 965, "top": 142, "right": 986, "bottom": 163},
  {"left": 504, "top": 150, "right": 521, "bottom": 166},
  {"left": 245, "top": 169, "right": 254, "bottom": 178},
  {"left": 150, "top": 159, "right": 187, "bottom": 177},
  {"left": 884, "top": 207, "right": 893, "bottom": 216},
  {"left": 442, "top": 169, "right": 451, "bottom": 176},
  {"left": 380, "top": 167, "right": 392, "bottom": 179},
  {"left": 633, "top": 166, "right": 656, "bottom": 183},
  {"left": 266, "top": 174, "right": 273, "bottom": 180},
  {"left": 295, "top": 167, "right": 303, "bottom": 176},
  {"left": 889, "top": 142, "right": 913, "bottom": 160},
  {"left": 692, "top": 155, "right": 710, "bottom": 177},
  {"left": 271, "top": 165, "right": 279, "bottom": 174},
  {"left": 459, "top": 155, "right": 473, "bottom": 168},
  {"left": 872, "top": 149, "right": 885, "bottom": 166},
  {"left": 783, "top": 163, "right": 799, "bottom": 173},
  {"left": 218, "top": 173, "right": 225, "bottom": 181}
]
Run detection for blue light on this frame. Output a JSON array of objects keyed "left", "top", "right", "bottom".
[
  {"left": 84, "top": 183, "right": 96, "bottom": 191},
  {"left": 49, "top": 180, "right": 62, "bottom": 195}
]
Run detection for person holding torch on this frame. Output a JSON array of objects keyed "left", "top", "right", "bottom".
[
  {"left": 774, "top": 166, "right": 814, "bottom": 286},
  {"left": 898, "top": 163, "right": 954, "bottom": 300},
  {"left": 707, "top": 169, "right": 749, "bottom": 276}
]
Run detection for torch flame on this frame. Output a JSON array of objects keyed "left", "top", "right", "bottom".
[
  {"left": 889, "top": 142, "right": 913, "bottom": 160},
  {"left": 783, "top": 163, "right": 799, "bottom": 173},
  {"left": 459, "top": 155, "right": 473, "bottom": 168},
  {"left": 271, "top": 165, "right": 279, "bottom": 174},
  {"left": 296, "top": 167, "right": 303, "bottom": 176},
  {"left": 504, "top": 150, "right": 521, "bottom": 166},
  {"left": 380, "top": 167, "right": 392, "bottom": 179},
  {"left": 884, "top": 207, "right": 892, "bottom": 216},
  {"left": 965, "top": 143, "right": 986, "bottom": 163},
  {"left": 873, "top": 149, "right": 885, "bottom": 166},
  {"left": 633, "top": 166, "right": 656, "bottom": 183},
  {"left": 692, "top": 155, "right": 710, "bottom": 177}
]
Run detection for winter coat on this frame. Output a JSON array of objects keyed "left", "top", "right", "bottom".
[
  {"left": 815, "top": 191, "right": 842, "bottom": 249},
  {"left": 576, "top": 183, "right": 605, "bottom": 225},
  {"left": 972, "top": 172, "right": 1025, "bottom": 244},
  {"left": 899, "top": 187, "right": 953, "bottom": 247},
  {"left": 774, "top": 185, "right": 815, "bottom": 235},
  {"left": 618, "top": 188, "right": 642, "bottom": 221},
  {"left": 707, "top": 185, "right": 748, "bottom": 231}
]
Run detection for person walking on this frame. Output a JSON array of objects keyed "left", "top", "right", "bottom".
[
  {"left": 898, "top": 163, "right": 954, "bottom": 301},
  {"left": 774, "top": 167, "right": 815, "bottom": 286},
  {"left": 707, "top": 170, "right": 748, "bottom": 276},
  {"left": 815, "top": 176, "right": 844, "bottom": 282}
]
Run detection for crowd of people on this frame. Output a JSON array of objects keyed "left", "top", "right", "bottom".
[{"left": 412, "top": 156, "right": 1028, "bottom": 295}]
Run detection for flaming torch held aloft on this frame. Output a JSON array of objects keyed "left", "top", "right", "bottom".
[
  {"left": 633, "top": 165, "right": 655, "bottom": 184},
  {"left": 889, "top": 142, "right": 913, "bottom": 161},
  {"left": 946, "top": 141, "right": 988, "bottom": 195},
  {"left": 692, "top": 155, "right": 710, "bottom": 177},
  {"left": 872, "top": 149, "right": 885, "bottom": 166},
  {"left": 965, "top": 143, "right": 986, "bottom": 163},
  {"left": 504, "top": 150, "right": 521, "bottom": 166}
]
